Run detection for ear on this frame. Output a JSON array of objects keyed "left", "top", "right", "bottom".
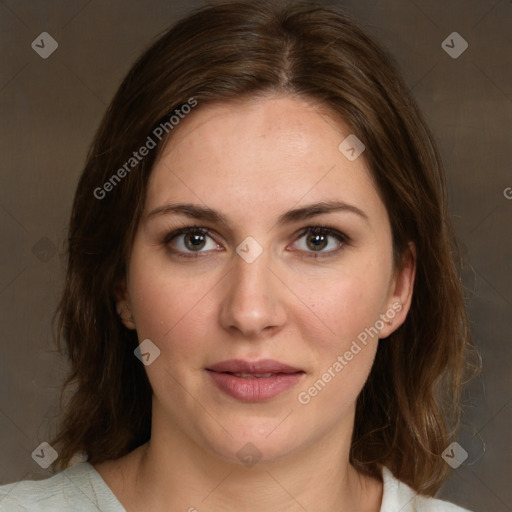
[
  {"left": 114, "top": 280, "right": 137, "bottom": 330},
  {"left": 378, "top": 242, "right": 416, "bottom": 339}
]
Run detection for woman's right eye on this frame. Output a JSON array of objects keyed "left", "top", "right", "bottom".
[{"left": 164, "top": 227, "right": 222, "bottom": 257}]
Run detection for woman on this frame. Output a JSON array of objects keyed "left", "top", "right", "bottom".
[{"left": 0, "top": 1, "right": 477, "bottom": 510}]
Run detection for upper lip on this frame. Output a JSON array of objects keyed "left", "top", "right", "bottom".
[{"left": 206, "top": 359, "right": 303, "bottom": 374}]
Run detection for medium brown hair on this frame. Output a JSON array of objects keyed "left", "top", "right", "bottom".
[{"left": 51, "top": 0, "right": 478, "bottom": 494}]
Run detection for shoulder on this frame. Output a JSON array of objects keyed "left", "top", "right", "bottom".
[
  {"left": 380, "top": 466, "right": 473, "bottom": 512},
  {"left": 0, "top": 463, "right": 125, "bottom": 512}
]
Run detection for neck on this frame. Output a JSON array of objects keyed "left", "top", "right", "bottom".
[{"left": 121, "top": 423, "right": 382, "bottom": 512}]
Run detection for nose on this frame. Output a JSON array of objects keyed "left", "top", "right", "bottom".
[{"left": 218, "top": 251, "right": 287, "bottom": 339}]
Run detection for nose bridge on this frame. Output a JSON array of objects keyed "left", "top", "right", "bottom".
[{"left": 219, "top": 249, "right": 286, "bottom": 336}]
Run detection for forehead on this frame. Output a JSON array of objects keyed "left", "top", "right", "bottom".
[{"left": 145, "top": 95, "right": 383, "bottom": 225}]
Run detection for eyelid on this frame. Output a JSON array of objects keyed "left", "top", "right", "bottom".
[{"left": 162, "top": 225, "right": 211, "bottom": 244}]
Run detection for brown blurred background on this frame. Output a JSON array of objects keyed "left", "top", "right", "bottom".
[{"left": 0, "top": 1, "right": 511, "bottom": 511}]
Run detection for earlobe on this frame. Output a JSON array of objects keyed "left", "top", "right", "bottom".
[
  {"left": 114, "top": 281, "right": 137, "bottom": 330},
  {"left": 117, "top": 302, "right": 136, "bottom": 329},
  {"left": 379, "top": 243, "right": 416, "bottom": 339}
]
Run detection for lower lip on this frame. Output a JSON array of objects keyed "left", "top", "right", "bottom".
[{"left": 207, "top": 370, "right": 304, "bottom": 402}]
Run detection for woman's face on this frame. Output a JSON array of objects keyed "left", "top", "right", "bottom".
[{"left": 119, "top": 95, "right": 414, "bottom": 466}]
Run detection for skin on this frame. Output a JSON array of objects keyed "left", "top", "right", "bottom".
[{"left": 95, "top": 95, "right": 416, "bottom": 512}]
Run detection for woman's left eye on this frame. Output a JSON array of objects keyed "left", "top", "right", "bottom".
[{"left": 291, "top": 227, "right": 348, "bottom": 256}]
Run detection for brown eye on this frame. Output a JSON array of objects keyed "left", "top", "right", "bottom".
[
  {"left": 183, "top": 232, "right": 207, "bottom": 251},
  {"left": 164, "top": 227, "right": 221, "bottom": 256},
  {"left": 291, "top": 226, "right": 349, "bottom": 258},
  {"left": 306, "top": 232, "right": 329, "bottom": 251}
]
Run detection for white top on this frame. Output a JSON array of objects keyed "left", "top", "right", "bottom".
[{"left": 0, "top": 462, "right": 473, "bottom": 511}]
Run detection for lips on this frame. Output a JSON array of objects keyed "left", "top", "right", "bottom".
[{"left": 206, "top": 359, "right": 305, "bottom": 402}]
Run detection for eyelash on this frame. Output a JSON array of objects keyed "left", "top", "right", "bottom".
[{"left": 162, "top": 224, "right": 350, "bottom": 260}]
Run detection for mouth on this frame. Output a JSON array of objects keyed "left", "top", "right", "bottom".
[
  {"left": 205, "top": 359, "right": 305, "bottom": 402},
  {"left": 222, "top": 372, "right": 278, "bottom": 379},
  {"left": 206, "top": 358, "right": 303, "bottom": 374}
]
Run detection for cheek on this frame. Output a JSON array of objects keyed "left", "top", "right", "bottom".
[
  {"left": 294, "top": 274, "right": 383, "bottom": 414},
  {"left": 128, "top": 255, "right": 216, "bottom": 360},
  {"left": 292, "top": 263, "right": 391, "bottom": 351},
  {"left": 290, "top": 258, "right": 390, "bottom": 411}
]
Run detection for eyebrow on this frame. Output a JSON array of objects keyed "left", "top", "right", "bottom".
[{"left": 146, "top": 200, "right": 369, "bottom": 226}]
